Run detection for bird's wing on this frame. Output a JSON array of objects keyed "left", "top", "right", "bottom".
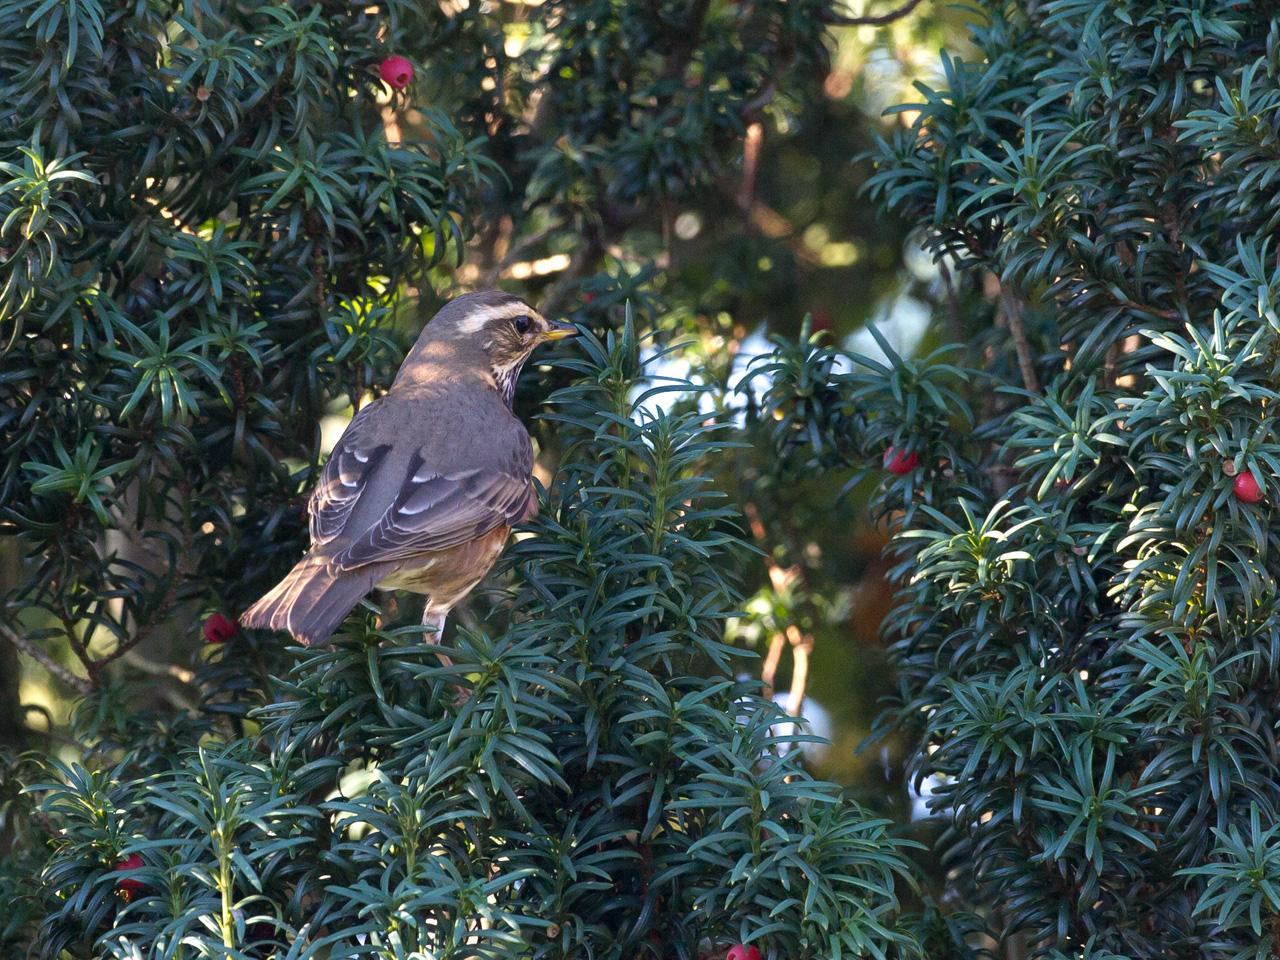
[
  {"left": 332, "top": 423, "right": 534, "bottom": 570},
  {"left": 308, "top": 401, "right": 392, "bottom": 548}
]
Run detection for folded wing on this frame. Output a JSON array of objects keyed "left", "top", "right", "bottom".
[
  {"left": 333, "top": 435, "right": 534, "bottom": 570},
  {"left": 309, "top": 402, "right": 391, "bottom": 548}
]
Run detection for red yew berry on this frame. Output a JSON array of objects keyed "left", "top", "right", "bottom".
[
  {"left": 726, "top": 946, "right": 762, "bottom": 960},
  {"left": 1234, "top": 471, "right": 1264, "bottom": 503},
  {"left": 883, "top": 446, "right": 919, "bottom": 475},
  {"left": 114, "top": 854, "right": 145, "bottom": 901},
  {"left": 203, "top": 612, "right": 236, "bottom": 644},
  {"left": 379, "top": 55, "right": 414, "bottom": 90}
]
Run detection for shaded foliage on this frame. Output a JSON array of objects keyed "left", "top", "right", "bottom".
[
  {"left": 755, "top": 4, "right": 1280, "bottom": 958},
  {"left": 0, "top": 0, "right": 491, "bottom": 687},
  {"left": 0, "top": 2, "right": 932, "bottom": 953},
  {"left": 25, "top": 327, "right": 920, "bottom": 959}
]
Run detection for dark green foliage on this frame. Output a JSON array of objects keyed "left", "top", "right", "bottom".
[
  {"left": 0, "top": 1, "right": 488, "bottom": 945},
  {"left": 755, "top": 4, "right": 1280, "bottom": 958},
  {"left": 0, "top": 0, "right": 935, "bottom": 955},
  {"left": 0, "top": 0, "right": 490, "bottom": 686},
  {"left": 26, "top": 328, "right": 920, "bottom": 959}
]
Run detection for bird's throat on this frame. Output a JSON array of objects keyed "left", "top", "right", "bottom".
[{"left": 492, "top": 361, "right": 523, "bottom": 407}]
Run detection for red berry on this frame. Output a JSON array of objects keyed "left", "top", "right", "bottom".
[
  {"left": 883, "top": 446, "right": 919, "bottom": 475},
  {"left": 582, "top": 292, "right": 596, "bottom": 304},
  {"left": 726, "top": 946, "right": 762, "bottom": 960},
  {"left": 379, "top": 55, "right": 414, "bottom": 90},
  {"left": 203, "top": 612, "right": 236, "bottom": 644},
  {"left": 1234, "top": 471, "right": 1264, "bottom": 503},
  {"left": 114, "top": 854, "right": 145, "bottom": 901}
]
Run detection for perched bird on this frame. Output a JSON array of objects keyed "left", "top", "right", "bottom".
[{"left": 240, "top": 290, "right": 575, "bottom": 647}]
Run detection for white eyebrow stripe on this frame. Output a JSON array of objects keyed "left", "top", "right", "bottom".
[{"left": 455, "top": 303, "right": 530, "bottom": 333}]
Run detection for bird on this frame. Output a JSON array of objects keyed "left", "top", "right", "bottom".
[{"left": 240, "top": 289, "right": 576, "bottom": 647}]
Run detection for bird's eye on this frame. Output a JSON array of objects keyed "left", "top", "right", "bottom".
[{"left": 513, "top": 314, "right": 533, "bottom": 335}]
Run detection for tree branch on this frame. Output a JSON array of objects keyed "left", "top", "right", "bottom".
[
  {"left": 714, "top": 176, "right": 826, "bottom": 266},
  {"left": 784, "top": 625, "right": 813, "bottom": 717},
  {"left": 739, "top": 122, "right": 764, "bottom": 221},
  {"left": 122, "top": 649, "right": 195, "bottom": 685},
  {"left": 482, "top": 217, "right": 569, "bottom": 287},
  {"left": 537, "top": 224, "right": 609, "bottom": 318},
  {"left": 0, "top": 620, "right": 92, "bottom": 695},
  {"left": 56, "top": 609, "right": 98, "bottom": 680},
  {"left": 1000, "top": 287, "right": 1041, "bottom": 394},
  {"left": 762, "top": 632, "right": 786, "bottom": 699},
  {"left": 822, "top": 0, "right": 925, "bottom": 27},
  {"left": 1120, "top": 297, "right": 1178, "bottom": 321},
  {"left": 937, "top": 258, "right": 965, "bottom": 344},
  {"left": 742, "top": 499, "right": 816, "bottom": 715}
]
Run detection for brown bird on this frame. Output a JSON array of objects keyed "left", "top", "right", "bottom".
[{"left": 240, "top": 290, "right": 575, "bottom": 647}]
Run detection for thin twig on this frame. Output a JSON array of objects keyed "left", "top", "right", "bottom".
[
  {"left": 1120, "top": 298, "right": 1178, "bottom": 321},
  {"left": 822, "top": 0, "right": 925, "bottom": 27},
  {"left": 122, "top": 649, "right": 195, "bottom": 685},
  {"left": 741, "top": 79, "right": 779, "bottom": 123},
  {"left": 0, "top": 620, "right": 92, "bottom": 695},
  {"left": 937, "top": 258, "right": 964, "bottom": 344},
  {"left": 482, "top": 217, "right": 568, "bottom": 287},
  {"left": 740, "top": 122, "right": 764, "bottom": 220},
  {"left": 715, "top": 176, "right": 824, "bottom": 265},
  {"left": 761, "top": 632, "right": 786, "bottom": 698},
  {"left": 1000, "top": 287, "right": 1041, "bottom": 394},
  {"left": 1103, "top": 341, "right": 1119, "bottom": 390},
  {"left": 537, "top": 228, "right": 607, "bottom": 318},
  {"left": 56, "top": 610, "right": 98, "bottom": 680},
  {"left": 784, "top": 625, "right": 813, "bottom": 717},
  {"left": 739, "top": 35, "right": 793, "bottom": 125},
  {"left": 742, "top": 500, "right": 815, "bottom": 714}
]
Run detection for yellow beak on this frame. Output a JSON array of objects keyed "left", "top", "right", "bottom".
[{"left": 542, "top": 320, "right": 578, "bottom": 341}]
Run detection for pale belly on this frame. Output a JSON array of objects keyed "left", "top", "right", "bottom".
[
  {"left": 378, "top": 557, "right": 445, "bottom": 593},
  {"left": 374, "top": 525, "right": 511, "bottom": 611}
]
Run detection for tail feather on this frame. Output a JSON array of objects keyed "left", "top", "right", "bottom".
[{"left": 240, "top": 555, "right": 376, "bottom": 647}]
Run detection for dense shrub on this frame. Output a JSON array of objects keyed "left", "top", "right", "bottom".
[
  {"left": 760, "top": 4, "right": 1280, "bottom": 958},
  {"left": 0, "top": 1, "right": 926, "bottom": 956}
]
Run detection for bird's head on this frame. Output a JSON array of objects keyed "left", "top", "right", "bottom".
[{"left": 398, "top": 290, "right": 577, "bottom": 402}]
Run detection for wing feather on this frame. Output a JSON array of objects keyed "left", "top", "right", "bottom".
[
  {"left": 333, "top": 437, "right": 533, "bottom": 570},
  {"left": 308, "top": 403, "right": 391, "bottom": 547}
]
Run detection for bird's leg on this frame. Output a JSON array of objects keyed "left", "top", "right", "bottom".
[
  {"left": 423, "top": 606, "right": 469, "bottom": 706},
  {"left": 422, "top": 608, "right": 449, "bottom": 664}
]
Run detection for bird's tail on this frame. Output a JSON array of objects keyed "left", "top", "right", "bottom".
[{"left": 240, "top": 555, "right": 375, "bottom": 647}]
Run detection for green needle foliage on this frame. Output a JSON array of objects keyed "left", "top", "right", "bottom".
[
  {"left": 0, "top": 0, "right": 932, "bottom": 955},
  {"left": 0, "top": 0, "right": 490, "bottom": 685},
  {"left": 754, "top": 4, "right": 1280, "bottom": 958},
  {"left": 24, "top": 327, "right": 920, "bottom": 959}
]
